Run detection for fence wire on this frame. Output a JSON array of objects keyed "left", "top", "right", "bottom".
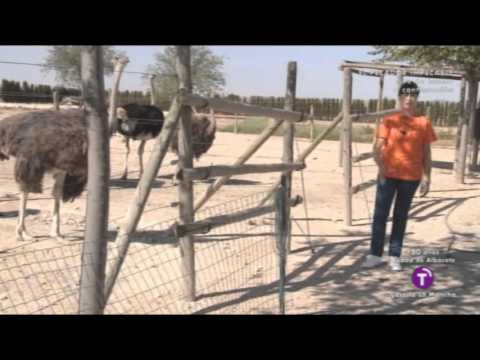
[{"left": 0, "top": 191, "right": 286, "bottom": 314}]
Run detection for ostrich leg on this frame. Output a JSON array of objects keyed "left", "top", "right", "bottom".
[
  {"left": 50, "top": 171, "right": 66, "bottom": 239},
  {"left": 16, "top": 191, "right": 34, "bottom": 241},
  {"left": 137, "top": 140, "right": 146, "bottom": 178},
  {"left": 120, "top": 137, "right": 130, "bottom": 180}
]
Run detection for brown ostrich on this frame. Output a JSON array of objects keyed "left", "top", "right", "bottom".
[
  {"left": 0, "top": 109, "right": 87, "bottom": 241},
  {"left": 170, "top": 113, "right": 217, "bottom": 184}
]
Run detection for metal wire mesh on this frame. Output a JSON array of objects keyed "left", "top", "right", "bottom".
[{"left": 0, "top": 191, "right": 283, "bottom": 314}]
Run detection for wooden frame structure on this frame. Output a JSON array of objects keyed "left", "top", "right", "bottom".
[{"left": 339, "top": 60, "right": 474, "bottom": 226}]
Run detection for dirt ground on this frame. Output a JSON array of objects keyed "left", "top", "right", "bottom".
[{"left": 1, "top": 106, "right": 479, "bottom": 314}]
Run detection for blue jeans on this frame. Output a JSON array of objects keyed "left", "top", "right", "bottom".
[{"left": 370, "top": 177, "right": 420, "bottom": 258}]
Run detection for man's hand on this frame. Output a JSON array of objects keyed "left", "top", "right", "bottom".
[{"left": 418, "top": 177, "right": 430, "bottom": 197}]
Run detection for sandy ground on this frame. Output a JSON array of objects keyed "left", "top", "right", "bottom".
[{"left": 1, "top": 106, "right": 479, "bottom": 314}]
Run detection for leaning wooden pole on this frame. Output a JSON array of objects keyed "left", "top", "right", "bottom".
[
  {"left": 104, "top": 93, "right": 184, "bottom": 303},
  {"left": 282, "top": 61, "right": 296, "bottom": 252},
  {"left": 107, "top": 56, "right": 130, "bottom": 136},
  {"left": 176, "top": 46, "right": 196, "bottom": 301},
  {"left": 343, "top": 68, "right": 353, "bottom": 226},
  {"left": 79, "top": 46, "right": 109, "bottom": 314}
]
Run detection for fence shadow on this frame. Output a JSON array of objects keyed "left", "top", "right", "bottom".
[
  {"left": 432, "top": 160, "right": 453, "bottom": 170},
  {"left": 0, "top": 209, "right": 40, "bottom": 218},
  {"left": 109, "top": 179, "right": 166, "bottom": 189}
]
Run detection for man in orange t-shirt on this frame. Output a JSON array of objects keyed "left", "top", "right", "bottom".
[{"left": 363, "top": 81, "right": 437, "bottom": 271}]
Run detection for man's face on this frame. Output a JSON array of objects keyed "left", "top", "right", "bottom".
[{"left": 400, "top": 93, "right": 418, "bottom": 112}]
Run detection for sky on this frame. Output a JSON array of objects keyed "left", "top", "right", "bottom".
[{"left": 0, "top": 46, "right": 462, "bottom": 102}]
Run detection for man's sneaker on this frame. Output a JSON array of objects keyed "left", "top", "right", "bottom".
[
  {"left": 362, "top": 255, "right": 385, "bottom": 269},
  {"left": 389, "top": 256, "right": 402, "bottom": 271}
]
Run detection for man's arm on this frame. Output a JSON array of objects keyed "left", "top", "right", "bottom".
[
  {"left": 423, "top": 143, "right": 432, "bottom": 181},
  {"left": 373, "top": 138, "right": 386, "bottom": 179},
  {"left": 419, "top": 143, "right": 432, "bottom": 197}
]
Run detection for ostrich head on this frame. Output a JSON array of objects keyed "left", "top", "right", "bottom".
[{"left": 116, "top": 107, "right": 136, "bottom": 133}]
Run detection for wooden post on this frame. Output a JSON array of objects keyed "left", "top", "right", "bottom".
[
  {"left": 176, "top": 46, "right": 196, "bottom": 301},
  {"left": 283, "top": 61, "right": 296, "bottom": 252},
  {"left": 457, "top": 78, "right": 473, "bottom": 183},
  {"left": 104, "top": 93, "right": 184, "bottom": 304},
  {"left": 343, "top": 68, "right": 353, "bottom": 226},
  {"left": 466, "top": 79, "right": 478, "bottom": 171},
  {"left": 396, "top": 71, "right": 404, "bottom": 110},
  {"left": 454, "top": 78, "right": 466, "bottom": 173},
  {"left": 79, "top": 46, "right": 109, "bottom": 314},
  {"left": 275, "top": 182, "right": 287, "bottom": 315},
  {"left": 426, "top": 106, "right": 432, "bottom": 120},
  {"left": 470, "top": 81, "right": 479, "bottom": 169},
  {"left": 107, "top": 56, "right": 129, "bottom": 136},
  {"left": 309, "top": 104, "right": 314, "bottom": 142},
  {"left": 338, "top": 128, "right": 344, "bottom": 167},
  {"left": 53, "top": 89, "right": 60, "bottom": 111},
  {"left": 149, "top": 74, "right": 156, "bottom": 106},
  {"left": 234, "top": 116, "right": 239, "bottom": 134},
  {"left": 374, "top": 71, "right": 385, "bottom": 143}
]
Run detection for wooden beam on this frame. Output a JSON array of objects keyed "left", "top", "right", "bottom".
[
  {"left": 182, "top": 93, "right": 309, "bottom": 123},
  {"left": 341, "top": 60, "right": 465, "bottom": 79},
  {"left": 177, "top": 162, "right": 306, "bottom": 181},
  {"left": 351, "top": 68, "right": 382, "bottom": 77},
  {"left": 351, "top": 108, "right": 401, "bottom": 122}
]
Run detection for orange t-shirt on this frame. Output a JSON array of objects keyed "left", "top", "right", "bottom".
[{"left": 377, "top": 114, "right": 437, "bottom": 181}]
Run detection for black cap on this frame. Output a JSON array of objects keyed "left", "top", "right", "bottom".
[{"left": 398, "top": 81, "right": 420, "bottom": 97}]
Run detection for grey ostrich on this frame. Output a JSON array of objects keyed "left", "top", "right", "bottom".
[
  {"left": 170, "top": 112, "right": 217, "bottom": 184},
  {"left": 114, "top": 103, "right": 164, "bottom": 180},
  {"left": 0, "top": 109, "right": 87, "bottom": 241}
]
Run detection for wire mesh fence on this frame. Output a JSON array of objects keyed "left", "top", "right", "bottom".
[{"left": 0, "top": 191, "right": 287, "bottom": 314}]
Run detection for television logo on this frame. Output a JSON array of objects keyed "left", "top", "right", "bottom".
[{"left": 412, "top": 267, "right": 434, "bottom": 289}]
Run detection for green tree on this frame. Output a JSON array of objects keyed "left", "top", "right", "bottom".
[
  {"left": 43, "top": 46, "right": 125, "bottom": 86},
  {"left": 369, "top": 46, "right": 480, "bottom": 80},
  {"left": 146, "top": 46, "right": 226, "bottom": 101}
]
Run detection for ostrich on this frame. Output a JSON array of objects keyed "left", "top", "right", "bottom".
[
  {"left": 0, "top": 109, "right": 87, "bottom": 241},
  {"left": 170, "top": 112, "right": 217, "bottom": 184},
  {"left": 114, "top": 103, "right": 165, "bottom": 180}
]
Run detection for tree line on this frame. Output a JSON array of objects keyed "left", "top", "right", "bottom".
[{"left": 0, "top": 79, "right": 81, "bottom": 103}]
